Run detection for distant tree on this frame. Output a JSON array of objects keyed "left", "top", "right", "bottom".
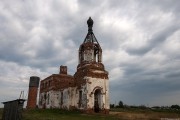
[
  {"left": 118, "top": 101, "right": 124, "bottom": 108},
  {"left": 139, "top": 105, "right": 147, "bottom": 109},
  {"left": 171, "top": 105, "right": 180, "bottom": 109}
]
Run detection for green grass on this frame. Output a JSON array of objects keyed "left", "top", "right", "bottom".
[
  {"left": 110, "top": 107, "right": 180, "bottom": 114},
  {"left": 22, "top": 109, "right": 119, "bottom": 120},
  {"left": 1, "top": 108, "right": 180, "bottom": 120},
  {"left": 110, "top": 108, "right": 180, "bottom": 119}
]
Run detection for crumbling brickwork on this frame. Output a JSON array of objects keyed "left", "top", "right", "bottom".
[
  {"left": 27, "top": 76, "right": 40, "bottom": 109},
  {"left": 27, "top": 87, "right": 38, "bottom": 108}
]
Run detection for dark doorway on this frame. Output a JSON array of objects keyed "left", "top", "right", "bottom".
[
  {"left": 94, "top": 89, "right": 101, "bottom": 113},
  {"left": 79, "top": 90, "right": 82, "bottom": 108}
]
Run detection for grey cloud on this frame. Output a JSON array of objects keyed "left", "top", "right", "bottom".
[
  {"left": 110, "top": 77, "right": 180, "bottom": 105},
  {"left": 125, "top": 24, "right": 180, "bottom": 55},
  {"left": 144, "top": 0, "right": 180, "bottom": 14},
  {"left": 0, "top": 0, "right": 180, "bottom": 107},
  {"left": 165, "top": 71, "right": 180, "bottom": 79}
]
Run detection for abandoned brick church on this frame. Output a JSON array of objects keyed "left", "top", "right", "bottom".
[{"left": 28, "top": 17, "right": 109, "bottom": 114}]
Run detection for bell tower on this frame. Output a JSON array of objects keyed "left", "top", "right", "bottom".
[
  {"left": 74, "top": 17, "right": 109, "bottom": 114},
  {"left": 78, "top": 17, "right": 102, "bottom": 65}
]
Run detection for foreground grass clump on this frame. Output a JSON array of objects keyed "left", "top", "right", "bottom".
[{"left": 23, "top": 109, "right": 118, "bottom": 120}]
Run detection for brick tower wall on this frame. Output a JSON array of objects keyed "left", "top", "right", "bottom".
[
  {"left": 27, "top": 76, "right": 40, "bottom": 109},
  {"left": 59, "top": 65, "right": 67, "bottom": 74}
]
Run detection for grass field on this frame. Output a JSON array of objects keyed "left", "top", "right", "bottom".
[
  {"left": 110, "top": 108, "right": 180, "bottom": 120},
  {"left": 0, "top": 108, "right": 180, "bottom": 120}
]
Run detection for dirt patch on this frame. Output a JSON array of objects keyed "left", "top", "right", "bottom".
[{"left": 110, "top": 111, "right": 180, "bottom": 120}]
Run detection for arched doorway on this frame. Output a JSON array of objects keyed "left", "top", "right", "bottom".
[{"left": 94, "top": 89, "right": 101, "bottom": 113}]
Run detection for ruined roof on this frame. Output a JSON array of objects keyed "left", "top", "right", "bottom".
[{"left": 83, "top": 17, "right": 99, "bottom": 44}]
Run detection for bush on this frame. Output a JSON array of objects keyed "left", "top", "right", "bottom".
[{"left": 171, "top": 105, "right": 180, "bottom": 110}]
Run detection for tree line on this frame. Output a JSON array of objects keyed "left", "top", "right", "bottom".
[{"left": 110, "top": 101, "right": 180, "bottom": 110}]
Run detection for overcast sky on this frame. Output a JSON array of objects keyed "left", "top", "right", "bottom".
[{"left": 0, "top": 0, "right": 180, "bottom": 107}]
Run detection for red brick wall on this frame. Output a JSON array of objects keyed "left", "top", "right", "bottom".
[
  {"left": 27, "top": 87, "right": 38, "bottom": 109},
  {"left": 40, "top": 74, "right": 74, "bottom": 93}
]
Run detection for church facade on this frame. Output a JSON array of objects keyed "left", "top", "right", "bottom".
[{"left": 38, "top": 17, "right": 109, "bottom": 113}]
